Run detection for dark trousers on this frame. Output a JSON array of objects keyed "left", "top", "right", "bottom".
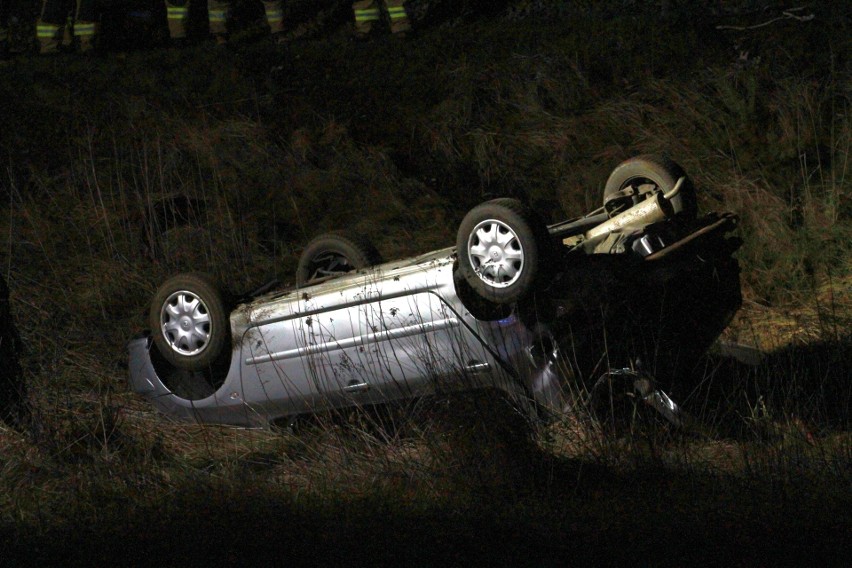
[
  {"left": 0, "top": 0, "right": 9, "bottom": 37},
  {"left": 0, "top": 0, "right": 9, "bottom": 45},
  {"left": 38, "top": 0, "right": 100, "bottom": 52},
  {"left": 40, "top": 0, "right": 100, "bottom": 25}
]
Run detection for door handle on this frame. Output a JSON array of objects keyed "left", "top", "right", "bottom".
[
  {"left": 343, "top": 381, "right": 370, "bottom": 393},
  {"left": 464, "top": 360, "right": 490, "bottom": 374}
]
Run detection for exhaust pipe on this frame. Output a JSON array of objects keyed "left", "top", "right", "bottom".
[{"left": 563, "top": 177, "right": 684, "bottom": 247}]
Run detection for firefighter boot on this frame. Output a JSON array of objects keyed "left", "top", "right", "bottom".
[
  {"left": 36, "top": 20, "right": 64, "bottom": 54},
  {"left": 74, "top": 20, "right": 97, "bottom": 53},
  {"left": 385, "top": 0, "right": 410, "bottom": 36},
  {"left": 208, "top": 0, "right": 230, "bottom": 44},
  {"left": 263, "top": 0, "right": 285, "bottom": 37},
  {"left": 165, "top": 0, "right": 190, "bottom": 40},
  {"left": 353, "top": 0, "right": 380, "bottom": 39}
]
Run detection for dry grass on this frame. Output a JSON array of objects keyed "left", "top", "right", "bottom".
[{"left": 0, "top": 3, "right": 850, "bottom": 564}]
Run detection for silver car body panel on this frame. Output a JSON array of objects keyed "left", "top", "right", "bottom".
[{"left": 129, "top": 248, "right": 556, "bottom": 427}]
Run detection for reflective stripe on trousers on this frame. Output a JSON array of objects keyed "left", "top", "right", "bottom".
[
  {"left": 265, "top": 8, "right": 282, "bottom": 22},
  {"left": 37, "top": 22, "right": 62, "bottom": 39},
  {"left": 354, "top": 9, "right": 379, "bottom": 23},
  {"left": 73, "top": 21, "right": 96, "bottom": 38},
  {"left": 353, "top": 1, "right": 409, "bottom": 34},
  {"left": 166, "top": 6, "right": 188, "bottom": 20},
  {"left": 386, "top": 6, "right": 405, "bottom": 20}
]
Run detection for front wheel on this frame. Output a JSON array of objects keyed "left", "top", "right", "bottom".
[
  {"left": 149, "top": 273, "right": 229, "bottom": 371},
  {"left": 456, "top": 198, "right": 549, "bottom": 305}
]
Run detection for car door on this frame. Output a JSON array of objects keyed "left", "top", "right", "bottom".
[
  {"left": 239, "top": 289, "right": 497, "bottom": 418},
  {"left": 336, "top": 290, "right": 496, "bottom": 402}
]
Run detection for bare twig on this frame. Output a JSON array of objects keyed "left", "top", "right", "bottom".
[{"left": 716, "top": 7, "right": 815, "bottom": 31}]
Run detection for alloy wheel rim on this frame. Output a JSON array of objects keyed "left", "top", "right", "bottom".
[
  {"left": 161, "top": 290, "right": 212, "bottom": 356},
  {"left": 467, "top": 219, "right": 525, "bottom": 288}
]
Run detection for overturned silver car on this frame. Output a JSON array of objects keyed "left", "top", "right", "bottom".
[{"left": 128, "top": 155, "right": 742, "bottom": 428}]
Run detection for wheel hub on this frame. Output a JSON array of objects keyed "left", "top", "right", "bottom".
[
  {"left": 161, "top": 290, "right": 212, "bottom": 356},
  {"left": 467, "top": 219, "right": 525, "bottom": 288}
]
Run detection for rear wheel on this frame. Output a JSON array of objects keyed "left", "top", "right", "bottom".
[
  {"left": 456, "top": 198, "right": 549, "bottom": 305},
  {"left": 296, "top": 232, "right": 382, "bottom": 286},
  {"left": 150, "top": 273, "right": 228, "bottom": 371},
  {"left": 603, "top": 155, "right": 697, "bottom": 220}
]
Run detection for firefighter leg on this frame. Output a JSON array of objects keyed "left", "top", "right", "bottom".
[
  {"left": 74, "top": 0, "right": 98, "bottom": 53},
  {"left": 165, "top": 0, "right": 190, "bottom": 39},
  {"left": 262, "top": 0, "right": 285, "bottom": 35},
  {"left": 207, "top": 0, "right": 231, "bottom": 40},
  {"left": 384, "top": 0, "right": 409, "bottom": 35},
  {"left": 1, "top": 0, "right": 9, "bottom": 55},
  {"left": 352, "top": 0, "right": 380, "bottom": 37},
  {"left": 37, "top": 0, "right": 72, "bottom": 54}
]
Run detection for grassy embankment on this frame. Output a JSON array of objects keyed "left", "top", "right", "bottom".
[{"left": 0, "top": 3, "right": 850, "bottom": 564}]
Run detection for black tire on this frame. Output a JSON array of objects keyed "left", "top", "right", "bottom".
[
  {"left": 603, "top": 155, "right": 698, "bottom": 220},
  {"left": 149, "top": 272, "right": 229, "bottom": 371},
  {"left": 456, "top": 198, "right": 548, "bottom": 305},
  {"left": 296, "top": 232, "right": 382, "bottom": 286},
  {"left": 452, "top": 266, "right": 513, "bottom": 321}
]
